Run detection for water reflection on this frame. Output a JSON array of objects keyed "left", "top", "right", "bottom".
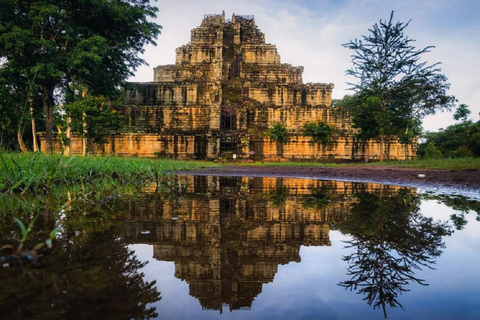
[
  {"left": 119, "top": 175, "right": 451, "bottom": 316},
  {"left": 423, "top": 194, "right": 480, "bottom": 230},
  {"left": 122, "top": 176, "right": 343, "bottom": 312},
  {"left": 0, "top": 210, "right": 161, "bottom": 319},
  {"left": 336, "top": 189, "right": 452, "bottom": 318},
  {"left": 1, "top": 175, "right": 474, "bottom": 318}
]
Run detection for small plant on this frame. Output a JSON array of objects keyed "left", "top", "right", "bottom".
[
  {"left": 1, "top": 217, "right": 57, "bottom": 264},
  {"left": 265, "top": 122, "right": 289, "bottom": 144},
  {"left": 303, "top": 121, "right": 335, "bottom": 145}
]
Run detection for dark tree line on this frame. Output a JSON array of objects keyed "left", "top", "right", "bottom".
[
  {"left": 418, "top": 104, "right": 480, "bottom": 158},
  {"left": 0, "top": 0, "right": 161, "bottom": 152}
]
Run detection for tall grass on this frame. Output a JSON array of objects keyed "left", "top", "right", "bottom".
[{"left": 0, "top": 153, "right": 204, "bottom": 195}]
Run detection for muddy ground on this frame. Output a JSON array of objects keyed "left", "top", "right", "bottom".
[{"left": 185, "top": 165, "right": 480, "bottom": 191}]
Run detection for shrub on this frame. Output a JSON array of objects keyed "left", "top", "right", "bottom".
[
  {"left": 266, "top": 122, "right": 289, "bottom": 144},
  {"left": 303, "top": 121, "right": 334, "bottom": 145},
  {"left": 424, "top": 142, "right": 443, "bottom": 159}
]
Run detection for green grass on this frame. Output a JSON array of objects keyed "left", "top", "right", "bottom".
[
  {"left": 3, "top": 154, "right": 477, "bottom": 196},
  {"left": 376, "top": 158, "right": 480, "bottom": 170},
  {"left": 226, "top": 161, "right": 346, "bottom": 168},
  {"left": 219, "top": 157, "right": 480, "bottom": 170},
  {"left": 0, "top": 153, "right": 210, "bottom": 195}
]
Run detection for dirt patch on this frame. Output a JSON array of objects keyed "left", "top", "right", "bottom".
[{"left": 184, "top": 165, "right": 480, "bottom": 190}]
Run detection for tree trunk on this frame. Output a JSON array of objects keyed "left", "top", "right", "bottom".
[
  {"left": 82, "top": 112, "right": 87, "bottom": 156},
  {"left": 29, "top": 99, "right": 39, "bottom": 152},
  {"left": 42, "top": 85, "right": 55, "bottom": 153},
  {"left": 65, "top": 117, "right": 71, "bottom": 156},
  {"left": 82, "top": 89, "right": 87, "bottom": 156},
  {"left": 276, "top": 142, "right": 283, "bottom": 162},
  {"left": 17, "top": 131, "right": 28, "bottom": 153}
]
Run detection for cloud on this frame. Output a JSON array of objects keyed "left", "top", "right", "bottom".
[{"left": 129, "top": 0, "right": 480, "bottom": 131}]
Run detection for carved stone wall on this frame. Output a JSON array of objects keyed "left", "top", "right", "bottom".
[{"left": 41, "top": 12, "right": 416, "bottom": 161}]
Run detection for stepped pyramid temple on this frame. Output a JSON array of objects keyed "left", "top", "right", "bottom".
[{"left": 48, "top": 12, "right": 415, "bottom": 161}]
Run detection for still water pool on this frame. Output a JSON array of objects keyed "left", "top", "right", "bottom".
[{"left": 1, "top": 175, "right": 479, "bottom": 319}]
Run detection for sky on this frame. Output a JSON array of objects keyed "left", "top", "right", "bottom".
[{"left": 129, "top": 0, "right": 480, "bottom": 132}]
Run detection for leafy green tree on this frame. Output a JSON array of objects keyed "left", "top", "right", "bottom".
[
  {"left": 453, "top": 104, "right": 471, "bottom": 122},
  {"left": 0, "top": 0, "right": 161, "bottom": 152},
  {"left": 419, "top": 105, "right": 480, "bottom": 157},
  {"left": 0, "top": 72, "right": 20, "bottom": 151},
  {"left": 343, "top": 11, "right": 455, "bottom": 161},
  {"left": 64, "top": 95, "right": 124, "bottom": 153},
  {"left": 424, "top": 141, "right": 443, "bottom": 159},
  {"left": 265, "top": 122, "right": 289, "bottom": 158},
  {"left": 0, "top": 62, "right": 44, "bottom": 152},
  {"left": 303, "top": 121, "right": 334, "bottom": 145},
  {"left": 453, "top": 104, "right": 473, "bottom": 155},
  {"left": 266, "top": 122, "right": 289, "bottom": 144},
  {"left": 469, "top": 128, "right": 480, "bottom": 157}
]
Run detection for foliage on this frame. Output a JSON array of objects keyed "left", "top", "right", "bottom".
[
  {"left": 1, "top": 216, "right": 57, "bottom": 264},
  {"left": 0, "top": 225, "right": 161, "bottom": 319},
  {"left": 222, "top": 78, "right": 244, "bottom": 106},
  {"left": 265, "top": 122, "right": 289, "bottom": 144},
  {"left": 303, "top": 121, "right": 335, "bottom": 145},
  {"left": 342, "top": 11, "right": 455, "bottom": 160},
  {"left": 64, "top": 95, "right": 124, "bottom": 151},
  {"left": 265, "top": 186, "right": 290, "bottom": 208},
  {"left": 422, "top": 194, "right": 480, "bottom": 228},
  {"left": 453, "top": 104, "right": 471, "bottom": 122},
  {"left": 337, "top": 189, "right": 452, "bottom": 317},
  {"left": 418, "top": 105, "right": 480, "bottom": 158},
  {"left": 303, "top": 187, "right": 331, "bottom": 209},
  {"left": 470, "top": 131, "right": 480, "bottom": 156},
  {"left": 424, "top": 142, "right": 443, "bottom": 159},
  {"left": 0, "top": 0, "right": 161, "bottom": 152},
  {"left": 0, "top": 61, "right": 43, "bottom": 151}
]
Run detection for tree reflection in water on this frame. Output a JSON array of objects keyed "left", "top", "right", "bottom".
[
  {"left": 423, "top": 194, "right": 480, "bottom": 230},
  {"left": 337, "top": 189, "right": 452, "bottom": 318},
  {"left": 0, "top": 208, "right": 161, "bottom": 319}
]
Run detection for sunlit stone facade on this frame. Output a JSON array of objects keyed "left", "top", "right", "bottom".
[{"left": 43, "top": 12, "right": 415, "bottom": 161}]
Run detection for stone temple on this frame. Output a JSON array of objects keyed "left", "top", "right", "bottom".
[{"left": 55, "top": 12, "right": 415, "bottom": 161}]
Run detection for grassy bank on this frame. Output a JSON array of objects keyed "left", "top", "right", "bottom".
[
  {"left": 222, "top": 157, "right": 480, "bottom": 170},
  {"left": 0, "top": 153, "right": 209, "bottom": 195},
  {"left": 379, "top": 158, "right": 480, "bottom": 170}
]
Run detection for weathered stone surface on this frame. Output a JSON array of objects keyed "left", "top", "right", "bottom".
[{"left": 41, "top": 12, "right": 415, "bottom": 161}]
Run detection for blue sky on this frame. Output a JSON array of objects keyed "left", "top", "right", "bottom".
[{"left": 129, "top": 0, "right": 480, "bottom": 132}]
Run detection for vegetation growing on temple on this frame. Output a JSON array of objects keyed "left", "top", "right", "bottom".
[
  {"left": 303, "top": 121, "right": 335, "bottom": 145},
  {"left": 265, "top": 122, "right": 289, "bottom": 144}
]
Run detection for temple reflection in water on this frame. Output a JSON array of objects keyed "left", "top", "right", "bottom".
[{"left": 120, "top": 176, "right": 401, "bottom": 312}]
